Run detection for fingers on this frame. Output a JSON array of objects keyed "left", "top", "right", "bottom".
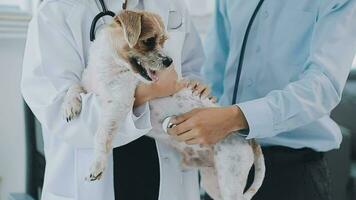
[
  {"left": 209, "top": 96, "right": 217, "bottom": 103},
  {"left": 200, "top": 87, "right": 211, "bottom": 99},
  {"left": 193, "top": 84, "right": 208, "bottom": 97},
  {"left": 170, "top": 109, "right": 199, "bottom": 125},
  {"left": 175, "top": 80, "right": 187, "bottom": 91},
  {"left": 185, "top": 138, "right": 201, "bottom": 145},
  {"left": 174, "top": 130, "right": 198, "bottom": 142},
  {"left": 186, "top": 80, "right": 199, "bottom": 89},
  {"left": 168, "top": 120, "right": 193, "bottom": 136},
  {"left": 186, "top": 80, "right": 212, "bottom": 99}
]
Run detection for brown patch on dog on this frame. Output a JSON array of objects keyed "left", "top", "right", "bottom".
[
  {"left": 114, "top": 11, "right": 142, "bottom": 48},
  {"left": 184, "top": 147, "right": 195, "bottom": 156},
  {"left": 249, "top": 139, "right": 262, "bottom": 156},
  {"left": 109, "top": 10, "right": 172, "bottom": 82},
  {"left": 114, "top": 11, "right": 168, "bottom": 52}
]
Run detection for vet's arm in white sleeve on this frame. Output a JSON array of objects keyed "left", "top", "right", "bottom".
[{"left": 21, "top": 9, "right": 151, "bottom": 149}]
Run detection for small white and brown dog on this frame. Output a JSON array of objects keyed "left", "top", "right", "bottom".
[{"left": 62, "top": 10, "right": 265, "bottom": 200}]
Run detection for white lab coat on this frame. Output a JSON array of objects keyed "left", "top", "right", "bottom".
[{"left": 21, "top": 0, "right": 205, "bottom": 200}]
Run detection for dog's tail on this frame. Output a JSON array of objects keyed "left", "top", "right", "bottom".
[{"left": 243, "top": 140, "right": 265, "bottom": 200}]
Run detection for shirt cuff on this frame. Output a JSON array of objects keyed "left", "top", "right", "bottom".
[
  {"left": 113, "top": 102, "right": 152, "bottom": 147},
  {"left": 237, "top": 98, "right": 274, "bottom": 139},
  {"left": 133, "top": 102, "right": 149, "bottom": 120},
  {"left": 132, "top": 102, "right": 152, "bottom": 130}
]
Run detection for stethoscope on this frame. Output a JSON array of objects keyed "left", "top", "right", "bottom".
[
  {"left": 90, "top": 0, "right": 128, "bottom": 41},
  {"left": 232, "top": 0, "right": 265, "bottom": 104}
]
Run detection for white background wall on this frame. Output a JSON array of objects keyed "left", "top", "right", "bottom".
[
  {"left": 0, "top": 1, "right": 32, "bottom": 200},
  {"left": 0, "top": 38, "right": 27, "bottom": 200}
]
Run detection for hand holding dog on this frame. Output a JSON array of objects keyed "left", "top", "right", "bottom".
[
  {"left": 134, "top": 66, "right": 185, "bottom": 106},
  {"left": 167, "top": 106, "right": 249, "bottom": 145},
  {"left": 185, "top": 80, "right": 216, "bottom": 102},
  {"left": 134, "top": 67, "right": 214, "bottom": 106}
]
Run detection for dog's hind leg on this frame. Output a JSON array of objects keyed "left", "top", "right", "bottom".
[
  {"left": 200, "top": 167, "right": 223, "bottom": 200},
  {"left": 62, "top": 83, "right": 85, "bottom": 122},
  {"left": 214, "top": 137, "right": 254, "bottom": 200}
]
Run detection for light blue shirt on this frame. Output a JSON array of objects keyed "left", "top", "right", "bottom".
[{"left": 202, "top": 0, "right": 356, "bottom": 151}]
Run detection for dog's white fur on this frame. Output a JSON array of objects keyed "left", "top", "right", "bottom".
[{"left": 63, "top": 10, "right": 265, "bottom": 200}]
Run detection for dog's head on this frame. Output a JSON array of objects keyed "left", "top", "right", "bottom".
[{"left": 112, "top": 10, "right": 172, "bottom": 82}]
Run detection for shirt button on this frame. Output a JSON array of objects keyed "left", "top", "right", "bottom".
[
  {"left": 256, "top": 46, "right": 261, "bottom": 53},
  {"left": 247, "top": 78, "right": 254, "bottom": 87},
  {"left": 263, "top": 11, "right": 269, "bottom": 18}
]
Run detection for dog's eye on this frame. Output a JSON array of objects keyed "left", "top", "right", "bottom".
[{"left": 143, "top": 37, "right": 156, "bottom": 49}]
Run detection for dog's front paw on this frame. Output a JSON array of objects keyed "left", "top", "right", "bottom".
[
  {"left": 86, "top": 157, "right": 107, "bottom": 181},
  {"left": 62, "top": 94, "right": 82, "bottom": 122}
]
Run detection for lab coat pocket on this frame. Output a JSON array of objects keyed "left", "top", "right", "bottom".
[
  {"left": 167, "top": 9, "right": 185, "bottom": 32},
  {"left": 269, "top": 9, "right": 316, "bottom": 66},
  {"left": 164, "top": 1, "right": 189, "bottom": 77},
  {"left": 166, "top": 0, "right": 188, "bottom": 33}
]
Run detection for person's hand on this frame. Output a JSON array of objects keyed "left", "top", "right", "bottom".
[
  {"left": 134, "top": 66, "right": 185, "bottom": 106},
  {"left": 167, "top": 106, "right": 249, "bottom": 145},
  {"left": 185, "top": 80, "right": 216, "bottom": 102}
]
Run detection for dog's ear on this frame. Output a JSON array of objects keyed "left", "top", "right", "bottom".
[{"left": 115, "top": 11, "right": 142, "bottom": 48}]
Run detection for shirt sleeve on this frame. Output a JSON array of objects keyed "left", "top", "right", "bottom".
[
  {"left": 201, "top": 0, "right": 230, "bottom": 99},
  {"left": 21, "top": 5, "right": 151, "bottom": 149},
  {"left": 238, "top": 0, "right": 356, "bottom": 139}
]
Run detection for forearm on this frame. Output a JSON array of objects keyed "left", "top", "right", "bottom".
[
  {"left": 134, "top": 84, "right": 153, "bottom": 107},
  {"left": 224, "top": 105, "right": 249, "bottom": 134}
]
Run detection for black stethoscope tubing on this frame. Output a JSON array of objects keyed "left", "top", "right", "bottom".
[
  {"left": 232, "top": 0, "right": 265, "bottom": 104},
  {"left": 90, "top": 0, "right": 128, "bottom": 41}
]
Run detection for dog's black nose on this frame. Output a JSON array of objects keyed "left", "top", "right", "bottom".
[{"left": 162, "top": 57, "right": 173, "bottom": 67}]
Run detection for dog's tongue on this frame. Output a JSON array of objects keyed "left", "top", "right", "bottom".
[{"left": 148, "top": 69, "right": 159, "bottom": 81}]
